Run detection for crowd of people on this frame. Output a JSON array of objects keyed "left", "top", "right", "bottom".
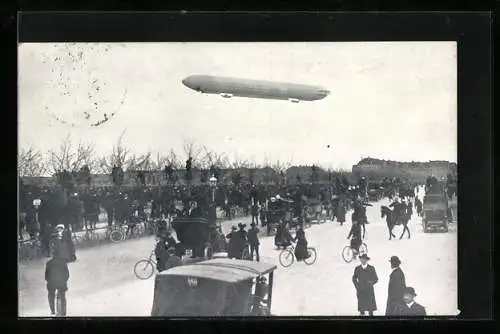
[{"left": 21, "top": 172, "right": 453, "bottom": 317}]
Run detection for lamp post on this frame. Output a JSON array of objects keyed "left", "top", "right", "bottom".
[
  {"left": 209, "top": 175, "right": 218, "bottom": 225},
  {"left": 209, "top": 175, "right": 218, "bottom": 203}
]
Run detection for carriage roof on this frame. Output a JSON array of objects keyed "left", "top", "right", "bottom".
[{"left": 158, "top": 259, "right": 277, "bottom": 283}]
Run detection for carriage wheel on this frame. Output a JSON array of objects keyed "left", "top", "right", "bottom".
[
  {"left": 342, "top": 246, "right": 354, "bottom": 263},
  {"left": 110, "top": 230, "right": 123, "bottom": 243},
  {"left": 204, "top": 244, "right": 214, "bottom": 260},
  {"left": 279, "top": 249, "right": 294, "bottom": 268},
  {"left": 304, "top": 247, "right": 317, "bottom": 265},
  {"left": 359, "top": 243, "right": 368, "bottom": 255},
  {"left": 134, "top": 259, "right": 155, "bottom": 280}
]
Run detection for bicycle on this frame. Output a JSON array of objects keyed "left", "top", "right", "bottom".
[
  {"left": 134, "top": 250, "right": 157, "bottom": 280},
  {"left": 341, "top": 242, "right": 368, "bottom": 263},
  {"left": 123, "top": 222, "right": 146, "bottom": 240},
  {"left": 106, "top": 225, "right": 124, "bottom": 243},
  {"left": 279, "top": 243, "right": 317, "bottom": 268},
  {"left": 19, "top": 238, "right": 42, "bottom": 261}
]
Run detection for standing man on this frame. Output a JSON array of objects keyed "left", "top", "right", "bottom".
[
  {"left": 251, "top": 201, "right": 259, "bottom": 226},
  {"left": 247, "top": 222, "right": 260, "bottom": 262},
  {"left": 352, "top": 254, "right": 378, "bottom": 316},
  {"left": 45, "top": 250, "right": 70, "bottom": 316},
  {"left": 386, "top": 256, "right": 406, "bottom": 315},
  {"left": 397, "top": 287, "right": 426, "bottom": 316},
  {"left": 225, "top": 226, "right": 238, "bottom": 259}
]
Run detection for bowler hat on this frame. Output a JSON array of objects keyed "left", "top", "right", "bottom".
[
  {"left": 404, "top": 287, "right": 417, "bottom": 296},
  {"left": 359, "top": 254, "right": 370, "bottom": 260},
  {"left": 250, "top": 222, "right": 256, "bottom": 227},
  {"left": 389, "top": 256, "right": 401, "bottom": 265},
  {"left": 231, "top": 225, "right": 237, "bottom": 231}
]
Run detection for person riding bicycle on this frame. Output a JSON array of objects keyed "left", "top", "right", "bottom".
[
  {"left": 347, "top": 220, "right": 363, "bottom": 258},
  {"left": 154, "top": 231, "right": 178, "bottom": 272},
  {"left": 45, "top": 249, "right": 69, "bottom": 316},
  {"left": 293, "top": 224, "right": 310, "bottom": 261},
  {"left": 275, "top": 222, "right": 293, "bottom": 249}
]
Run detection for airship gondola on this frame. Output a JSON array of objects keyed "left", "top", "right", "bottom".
[{"left": 182, "top": 75, "right": 329, "bottom": 103}]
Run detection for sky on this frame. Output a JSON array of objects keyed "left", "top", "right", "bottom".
[{"left": 18, "top": 42, "right": 457, "bottom": 170}]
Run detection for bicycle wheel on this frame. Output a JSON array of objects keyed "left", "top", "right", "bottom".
[
  {"left": 279, "top": 249, "right": 295, "bottom": 268},
  {"left": 134, "top": 259, "right": 155, "bottom": 280},
  {"left": 110, "top": 230, "right": 124, "bottom": 243},
  {"left": 342, "top": 246, "right": 354, "bottom": 263},
  {"left": 359, "top": 243, "right": 368, "bottom": 255},
  {"left": 304, "top": 247, "right": 317, "bottom": 265}
]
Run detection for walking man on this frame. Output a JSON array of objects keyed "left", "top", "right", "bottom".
[
  {"left": 352, "top": 254, "right": 378, "bottom": 316},
  {"left": 247, "top": 222, "right": 260, "bottom": 262},
  {"left": 396, "top": 287, "right": 426, "bottom": 316},
  {"left": 251, "top": 202, "right": 259, "bottom": 226},
  {"left": 45, "top": 250, "right": 70, "bottom": 316},
  {"left": 386, "top": 256, "right": 406, "bottom": 315}
]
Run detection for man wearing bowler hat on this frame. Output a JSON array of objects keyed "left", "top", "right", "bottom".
[
  {"left": 386, "top": 256, "right": 406, "bottom": 315},
  {"left": 396, "top": 287, "right": 426, "bottom": 316},
  {"left": 352, "top": 254, "right": 378, "bottom": 316}
]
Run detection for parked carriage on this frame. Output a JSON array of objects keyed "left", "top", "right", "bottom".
[{"left": 171, "top": 217, "right": 227, "bottom": 259}]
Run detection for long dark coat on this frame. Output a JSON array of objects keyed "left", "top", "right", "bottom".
[
  {"left": 337, "top": 202, "right": 346, "bottom": 223},
  {"left": 293, "top": 229, "right": 308, "bottom": 260},
  {"left": 234, "top": 229, "right": 248, "bottom": 258},
  {"left": 225, "top": 232, "right": 237, "bottom": 258},
  {"left": 385, "top": 267, "right": 406, "bottom": 315},
  {"left": 352, "top": 264, "right": 378, "bottom": 311}
]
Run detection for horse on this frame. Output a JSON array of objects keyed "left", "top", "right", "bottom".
[{"left": 380, "top": 205, "right": 411, "bottom": 240}]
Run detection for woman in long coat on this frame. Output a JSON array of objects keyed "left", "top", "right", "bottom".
[
  {"left": 352, "top": 254, "right": 378, "bottom": 315},
  {"left": 293, "top": 225, "right": 309, "bottom": 261}
]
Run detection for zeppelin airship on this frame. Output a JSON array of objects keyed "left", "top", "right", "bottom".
[{"left": 182, "top": 75, "right": 330, "bottom": 103}]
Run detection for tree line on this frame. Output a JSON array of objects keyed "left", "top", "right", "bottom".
[{"left": 18, "top": 133, "right": 352, "bottom": 186}]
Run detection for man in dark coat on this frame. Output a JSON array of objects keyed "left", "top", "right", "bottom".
[
  {"left": 226, "top": 226, "right": 238, "bottom": 259},
  {"left": 234, "top": 223, "right": 248, "bottom": 259},
  {"left": 386, "top": 256, "right": 406, "bottom": 315},
  {"left": 352, "top": 254, "right": 378, "bottom": 316},
  {"left": 247, "top": 222, "right": 260, "bottom": 261},
  {"left": 251, "top": 202, "right": 259, "bottom": 225},
  {"left": 52, "top": 224, "right": 77, "bottom": 263},
  {"left": 45, "top": 251, "right": 70, "bottom": 316},
  {"left": 396, "top": 287, "right": 426, "bottom": 316}
]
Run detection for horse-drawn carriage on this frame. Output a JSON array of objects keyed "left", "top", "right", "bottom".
[
  {"left": 304, "top": 198, "right": 327, "bottom": 224},
  {"left": 171, "top": 217, "right": 227, "bottom": 259},
  {"left": 367, "top": 183, "right": 383, "bottom": 202},
  {"left": 422, "top": 193, "right": 449, "bottom": 233},
  {"left": 263, "top": 197, "right": 298, "bottom": 235}
]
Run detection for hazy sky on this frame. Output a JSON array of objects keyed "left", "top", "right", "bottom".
[{"left": 18, "top": 42, "right": 457, "bottom": 170}]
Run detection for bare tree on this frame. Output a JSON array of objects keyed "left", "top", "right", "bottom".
[
  {"left": 18, "top": 146, "right": 48, "bottom": 177},
  {"left": 47, "top": 134, "right": 96, "bottom": 175},
  {"left": 98, "top": 131, "right": 129, "bottom": 173},
  {"left": 182, "top": 138, "right": 202, "bottom": 166},
  {"left": 166, "top": 149, "right": 181, "bottom": 169},
  {"left": 197, "top": 146, "right": 230, "bottom": 170}
]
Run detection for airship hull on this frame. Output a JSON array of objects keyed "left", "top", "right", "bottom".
[{"left": 182, "top": 75, "right": 329, "bottom": 102}]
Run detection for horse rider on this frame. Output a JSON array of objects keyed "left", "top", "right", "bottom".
[{"left": 389, "top": 197, "right": 406, "bottom": 225}]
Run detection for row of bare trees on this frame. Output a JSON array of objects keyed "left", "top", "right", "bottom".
[{"left": 18, "top": 133, "right": 307, "bottom": 179}]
